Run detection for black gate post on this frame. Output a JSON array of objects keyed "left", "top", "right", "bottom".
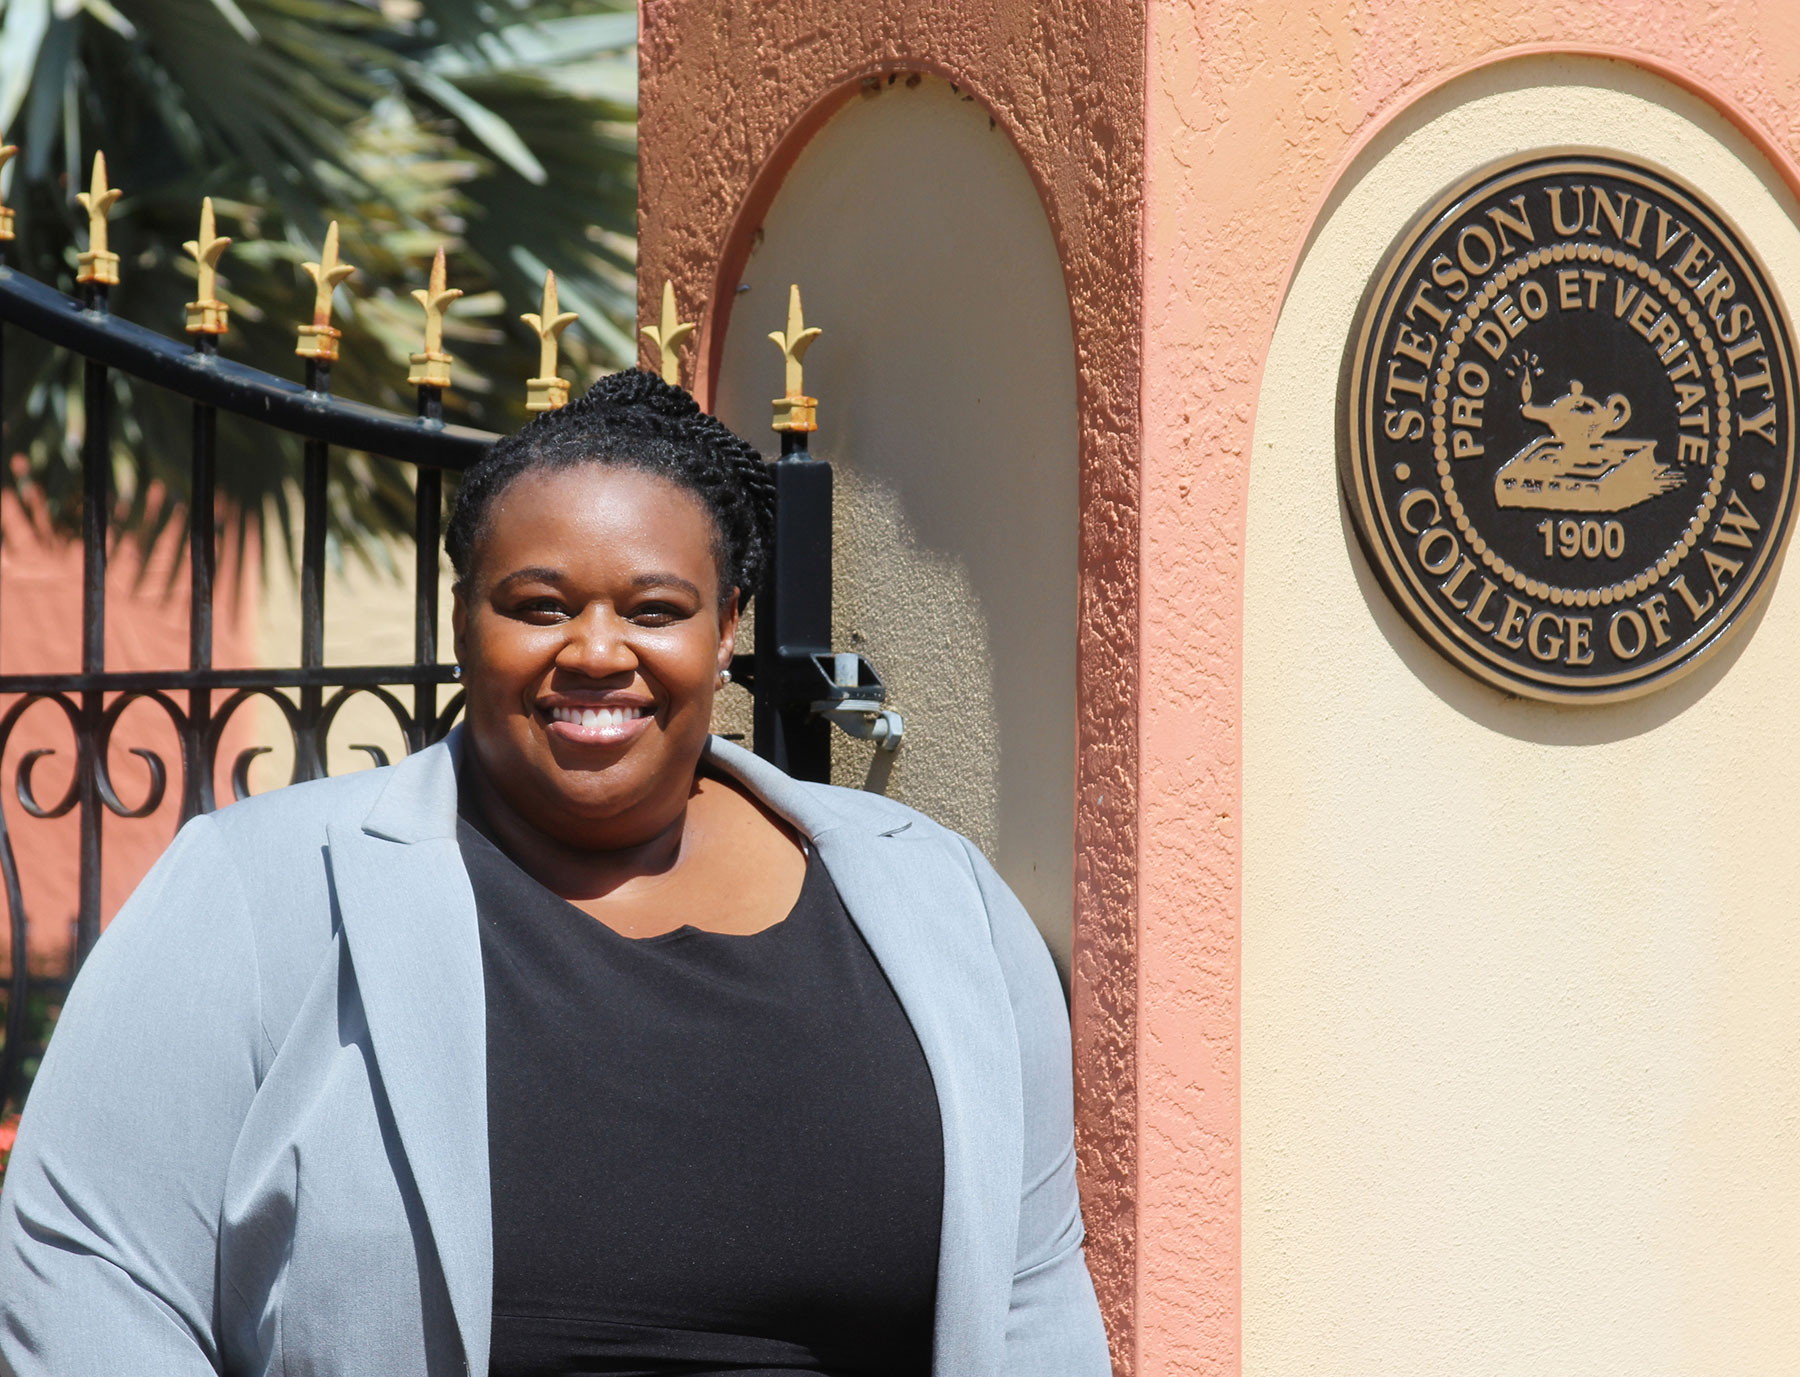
[
  {"left": 746, "top": 283, "right": 904, "bottom": 780},
  {"left": 753, "top": 434, "right": 834, "bottom": 781},
  {"left": 752, "top": 284, "right": 832, "bottom": 781}
]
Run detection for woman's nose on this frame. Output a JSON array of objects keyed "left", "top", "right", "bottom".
[{"left": 555, "top": 606, "right": 637, "bottom": 679}]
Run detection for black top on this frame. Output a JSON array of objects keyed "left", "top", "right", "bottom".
[{"left": 463, "top": 817, "right": 944, "bottom": 1377}]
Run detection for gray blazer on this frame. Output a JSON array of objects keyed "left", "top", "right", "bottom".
[{"left": 0, "top": 732, "right": 1109, "bottom": 1376}]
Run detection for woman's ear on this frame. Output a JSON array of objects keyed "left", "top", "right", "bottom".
[
  {"left": 451, "top": 585, "right": 469, "bottom": 668},
  {"left": 717, "top": 589, "right": 742, "bottom": 674}
]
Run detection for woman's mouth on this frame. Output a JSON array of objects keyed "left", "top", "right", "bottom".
[{"left": 543, "top": 703, "right": 653, "bottom": 745}]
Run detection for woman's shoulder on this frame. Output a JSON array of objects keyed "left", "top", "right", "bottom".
[
  {"left": 202, "top": 737, "right": 453, "bottom": 853},
  {"left": 791, "top": 774, "right": 954, "bottom": 838},
  {"left": 202, "top": 760, "right": 399, "bottom": 849},
  {"left": 705, "top": 736, "right": 964, "bottom": 847}
]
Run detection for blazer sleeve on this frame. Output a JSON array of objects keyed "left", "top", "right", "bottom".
[
  {"left": 959, "top": 837, "right": 1114, "bottom": 1377},
  {"left": 0, "top": 813, "right": 262, "bottom": 1376}
]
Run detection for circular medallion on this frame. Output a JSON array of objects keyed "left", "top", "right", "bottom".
[{"left": 1343, "top": 150, "right": 1799, "bottom": 700}]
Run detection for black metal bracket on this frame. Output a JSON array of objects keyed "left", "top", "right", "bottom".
[
  {"left": 805, "top": 650, "right": 902, "bottom": 751},
  {"left": 750, "top": 447, "right": 903, "bottom": 780}
]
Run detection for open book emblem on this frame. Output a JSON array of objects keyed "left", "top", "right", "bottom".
[{"left": 1493, "top": 378, "right": 1684, "bottom": 512}]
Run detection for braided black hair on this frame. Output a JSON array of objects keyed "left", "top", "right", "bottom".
[{"left": 445, "top": 369, "right": 775, "bottom": 607}]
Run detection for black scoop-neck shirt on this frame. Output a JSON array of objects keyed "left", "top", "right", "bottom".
[{"left": 460, "top": 817, "right": 944, "bottom": 1377}]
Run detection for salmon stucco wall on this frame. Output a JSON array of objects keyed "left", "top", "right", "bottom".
[
  {"left": 0, "top": 494, "right": 257, "bottom": 972},
  {"left": 636, "top": 3, "right": 1146, "bottom": 1366}
]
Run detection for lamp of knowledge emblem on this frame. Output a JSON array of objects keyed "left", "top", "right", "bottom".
[{"left": 1342, "top": 150, "right": 1798, "bottom": 700}]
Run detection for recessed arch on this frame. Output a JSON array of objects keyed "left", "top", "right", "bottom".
[
  {"left": 707, "top": 73, "right": 1082, "bottom": 984},
  {"left": 694, "top": 61, "right": 1082, "bottom": 410},
  {"left": 636, "top": 9, "right": 1145, "bottom": 1360}
]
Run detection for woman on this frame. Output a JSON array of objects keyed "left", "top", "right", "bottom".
[{"left": 0, "top": 371, "right": 1109, "bottom": 1376}]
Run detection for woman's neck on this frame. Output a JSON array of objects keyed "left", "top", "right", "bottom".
[{"left": 460, "top": 754, "right": 701, "bottom": 903}]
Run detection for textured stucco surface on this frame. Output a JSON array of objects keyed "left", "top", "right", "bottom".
[
  {"left": 706, "top": 76, "right": 1079, "bottom": 978},
  {"left": 1244, "top": 65, "right": 1800, "bottom": 1374},
  {"left": 637, "top": 4, "right": 1144, "bottom": 1365}
]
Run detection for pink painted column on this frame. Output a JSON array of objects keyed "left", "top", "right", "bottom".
[
  {"left": 1137, "top": 6, "right": 1800, "bottom": 1375},
  {"left": 640, "top": 1, "right": 1800, "bottom": 1372},
  {"left": 638, "top": 4, "right": 1146, "bottom": 1366}
]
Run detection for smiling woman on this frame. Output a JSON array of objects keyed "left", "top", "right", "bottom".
[
  {"left": 0, "top": 370, "right": 1110, "bottom": 1376},
  {"left": 447, "top": 400, "right": 804, "bottom": 938}
]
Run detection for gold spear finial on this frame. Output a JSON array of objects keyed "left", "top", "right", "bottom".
[
  {"left": 296, "top": 220, "right": 356, "bottom": 362},
  {"left": 640, "top": 279, "right": 694, "bottom": 388},
  {"left": 521, "top": 268, "right": 579, "bottom": 412},
  {"left": 183, "top": 197, "right": 232, "bottom": 336},
  {"left": 767, "top": 282, "right": 821, "bottom": 433},
  {"left": 0, "top": 137, "right": 18, "bottom": 242},
  {"left": 407, "top": 245, "right": 463, "bottom": 389},
  {"left": 75, "top": 152, "right": 122, "bottom": 286}
]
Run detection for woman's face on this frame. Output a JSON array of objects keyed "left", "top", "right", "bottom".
[{"left": 451, "top": 463, "right": 739, "bottom": 849}]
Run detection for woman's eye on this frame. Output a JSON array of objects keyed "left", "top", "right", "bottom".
[
  {"left": 630, "top": 602, "right": 685, "bottom": 625},
  {"left": 512, "top": 597, "right": 568, "bottom": 621}
]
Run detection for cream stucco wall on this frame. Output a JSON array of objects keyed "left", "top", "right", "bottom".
[
  {"left": 710, "top": 76, "right": 1082, "bottom": 975},
  {"left": 1244, "top": 59, "right": 1800, "bottom": 1375}
]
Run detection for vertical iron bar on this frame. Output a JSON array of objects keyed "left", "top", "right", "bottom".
[
  {"left": 413, "top": 387, "right": 443, "bottom": 751},
  {"left": 76, "top": 283, "right": 109, "bottom": 965},
  {"left": 184, "top": 335, "right": 217, "bottom": 817},
  {"left": 0, "top": 814, "right": 28, "bottom": 1114},
  {"left": 297, "top": 359, "right": 329, "bottom": 781},
  {"left": 0, "top": 281, "right": 20, "bottom": 1112}
]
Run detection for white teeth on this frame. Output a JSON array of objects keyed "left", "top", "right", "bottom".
[{"left": 549, "top": 705, "right": 646, "bottom": 728}]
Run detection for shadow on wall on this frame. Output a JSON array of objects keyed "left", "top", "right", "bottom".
[{"left": 712, "top": 73, "right": 1081, "bottom": 976}]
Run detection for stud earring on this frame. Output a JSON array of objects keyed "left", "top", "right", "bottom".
[
  {"left": 717, "top": 668, "right": 732, "bottom": 687},
  {"left": 451, "top": 664, "right": 463, "bottom": 681}
]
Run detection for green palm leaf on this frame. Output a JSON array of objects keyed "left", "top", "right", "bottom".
[{"left": 0, "top": 0, "right": 638, "bottom": 579}]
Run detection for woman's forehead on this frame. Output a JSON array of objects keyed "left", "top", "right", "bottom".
[{"left": 477, "top": 464, "right": 723, "bottom": 582}]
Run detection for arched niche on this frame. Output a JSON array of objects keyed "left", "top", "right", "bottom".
[{"left": 710, "top": 73, "right": 1081, "bottom": 975}]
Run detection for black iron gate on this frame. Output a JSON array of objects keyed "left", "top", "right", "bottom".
[
  {"left": 0, "top": 198, "right": 900, "bottom": 1116},
  {"left": 0, "top": 231, "right": 493, "bottom": 1114}
]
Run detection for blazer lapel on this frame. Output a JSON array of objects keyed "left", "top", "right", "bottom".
[
  {"left": 706, "top": 741, "right": 1022, "bottom": 1374},
  {"left": 328, "top": 735, "right": 492, "bottom": 1376}
]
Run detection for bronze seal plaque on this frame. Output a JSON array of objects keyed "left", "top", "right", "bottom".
[{"left": 1343, "top": 150, "right": 1798, "bottom": 700}]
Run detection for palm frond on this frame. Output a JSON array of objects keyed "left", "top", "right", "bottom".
[{"left": 0, "top": 0, "right": 639, "bottom": 577}]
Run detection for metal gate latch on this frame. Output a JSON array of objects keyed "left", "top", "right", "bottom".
[{"left": 808, "top": 652, "right": 903, "bottom": 751}]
